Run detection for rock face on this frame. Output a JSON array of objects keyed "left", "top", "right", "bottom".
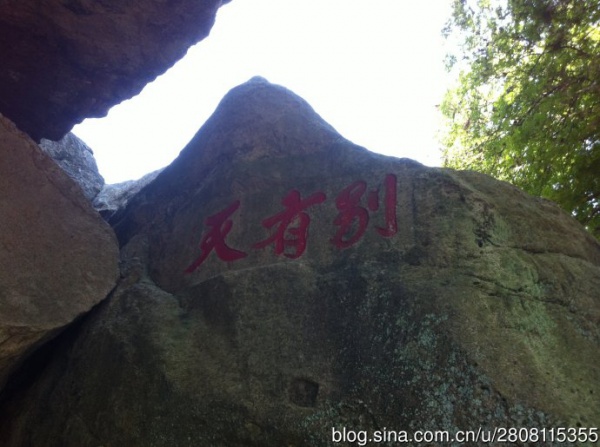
[
  {"left": 0, "top": 114, "right": 119, "bottom": 393},
  {"left": 0, "top": 0, "right": 230, "bottom": 141},
  {"left": 39, "top": 132, "right": 105, "bottom": 201},
  {"left": 39, "top": 132, "right": 164, "bottom": 217},
  {"left": 0, "top": 79, "right": 598, "bottom": 446},
  {"left": 93, "top": 168, "right": 163, "bottom": 220}
]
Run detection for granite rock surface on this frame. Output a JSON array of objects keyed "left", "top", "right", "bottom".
[
  {"left": 0, "top": 79, "right": 598, "bottom": 446},
  {"left": 93, "top": 168, "right": 163, "bottom": 221},
  {"left": 0, "top": 114, "right": 119, "bottom": 393},
  {"left": 39, "top": 132, "right": 104, "bottom": 201}
]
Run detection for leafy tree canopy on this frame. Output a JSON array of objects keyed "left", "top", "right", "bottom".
[{"left": 441, "top": 0, "right": 600, "bottom": 238}]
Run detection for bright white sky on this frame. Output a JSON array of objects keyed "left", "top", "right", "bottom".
[{"left": 73, "top": 0, "right": 454, "bottom": 184}]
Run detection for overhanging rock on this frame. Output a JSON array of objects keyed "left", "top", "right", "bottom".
[{"left": 0, "top": 0, "right": 230, "bottom": 141}]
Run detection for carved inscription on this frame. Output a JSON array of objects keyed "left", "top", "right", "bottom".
[{"left": 186, "top": 174, "right": 398, "bottom": 273}]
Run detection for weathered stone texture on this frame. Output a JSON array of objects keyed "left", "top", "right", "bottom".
[
  {"left": 0, "top": 113, "right": 119, "bottom": 392},
  {"left": 0, "top": 0, "right": 230, "bottom": 141},
  {"left": 39, "top": 132, "right": 104, "bottom": 201},
  {"left": 0, "top": 79, "right": 598, "bottom": 446},
  {"left": 93, "top": 168, "right": 163, "bottom": 220}
]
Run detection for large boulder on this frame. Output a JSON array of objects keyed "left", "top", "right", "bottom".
[
  {"left": 0, "top": 79, "right": 598, "bottom": 446},
  {"left": 39, "top": 132, "right": 105, "bottom": 202},
  {"left": 0, "top": 113, "right": 119, "bottom": 393},
  {"left": 0, "top": 0, "right": 230, "bottom": 141}
]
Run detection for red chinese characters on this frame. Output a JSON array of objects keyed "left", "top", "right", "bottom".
[
  {"left": 253, "top": 189, "right": 326, "bottom": 258},
  {"left": 185, "top": 174, "right": 398, "bottom": 273},
  {"left": 331, "top": 174, "right": 398, "bottom": 249},
  {"left": 330, "top": 180, "right": 369, "bottom": 249},
  {"left": 185, "top": 200, "right": 248, "bottom": 273}
]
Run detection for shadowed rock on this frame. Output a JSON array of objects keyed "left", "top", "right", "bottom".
[
  {"left": 0, "top": 79, "right": 598, "bottom": 446},
  {"left": 0, "top": 0, "right": 230, "bottom": 141}
]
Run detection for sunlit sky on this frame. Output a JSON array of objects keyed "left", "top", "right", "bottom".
[{"left": 73, "top": 0, "right": 454, "bottom": 184}]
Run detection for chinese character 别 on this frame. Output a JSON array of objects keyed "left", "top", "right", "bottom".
[
  {"left": 185, "top": 200, "right": 248, "bottom": 273},
  {"left": 331, "top": 174, "right": 398, "bottom": 249},
  {"left": 330, "top": 180, "right": 370, "bottom": 249},
  {"left": 253, "top": 189, "right": 326, "bottom": 258}
]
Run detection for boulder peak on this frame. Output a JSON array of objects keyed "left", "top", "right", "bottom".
[
  {"left": 109, "top": 76, "right": 359, "bottom": 243},
  {"left": 175, "top": 76, "right": 345, "bottom": 164}
]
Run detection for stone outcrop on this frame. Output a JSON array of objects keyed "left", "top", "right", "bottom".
[
  {"left": 0, "top": 0, "right": 230, "bottom": 141},
  {"left": 0, "top": 78, "right": 598, "bottom": 446},
  {"left": 0, "top": 114, "right": 119, "bottom": 393},
  {"left": 93, "top": 168, "right": 163, "bottom": 220},
  {"left": 39, "top": 132, "right": 164, "bottom": 217},
  {"left": 39, "top": 132, "right": 104, "bottom": 201}
]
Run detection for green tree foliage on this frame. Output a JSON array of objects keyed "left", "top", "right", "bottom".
[{"left": 441, "top": 0, "right": 600, "bottom": 238}]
